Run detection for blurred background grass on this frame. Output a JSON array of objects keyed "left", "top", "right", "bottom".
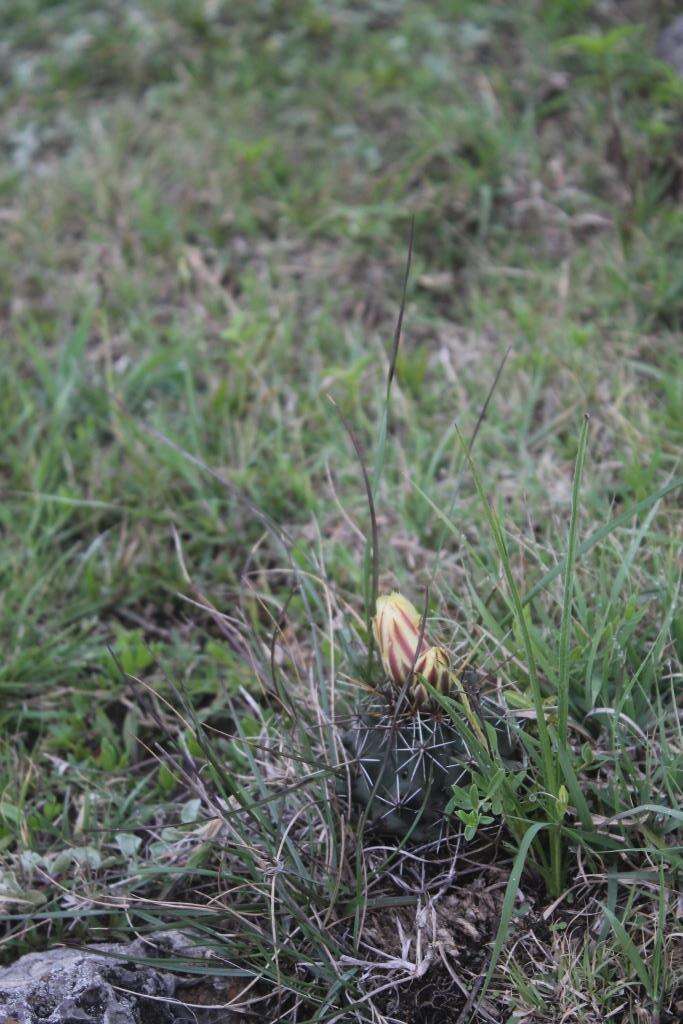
[{"left": 1, "top": 0, "right": 681, "bottom": 967}]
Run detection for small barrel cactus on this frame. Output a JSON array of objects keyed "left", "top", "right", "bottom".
[
  {"left": 343, "top": 683, "right": 517, "bottom": 841},
  {"left": 342, "top": 592, "right": 519, "bottom": 841},
  {"left": 344, "top": 697, "right": 471, "bottom": 840}
]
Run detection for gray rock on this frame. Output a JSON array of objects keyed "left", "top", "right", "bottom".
[
  {"left": 0, "top": 933, "right": 237, "bottom": 1024},
  {"left": 657, "top": 16, "right": 683, "bottom": 77}
]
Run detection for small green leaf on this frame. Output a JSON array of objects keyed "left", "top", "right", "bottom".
[
  {"left": 181, "top": 799, "right": 202, "bottom": 824},
  {"left": 158, "top": 764, "right": 176, "bottom": 793},
  {"left": 0, "top": 803, "right": 22, "bottom": 825},
  {"left": 97, "top": 737, "right": 118, "bottom": 771},
  {"left": 115, "top": 833, "right": 142, "bottom": 858}
]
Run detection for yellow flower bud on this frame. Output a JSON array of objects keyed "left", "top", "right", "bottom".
[
  {"left": 373, "top": 592, "right": 428, "bottom": 688},
  {"left": 415, "top": 645, "right": 451, "bottom": 694},
  {"left": 413, "top": 646, "right": 451, "bottom": 707}
]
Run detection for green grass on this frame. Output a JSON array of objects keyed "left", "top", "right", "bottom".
[{"left": 1, "top": 1, "right": 682, "bottom": 1020}]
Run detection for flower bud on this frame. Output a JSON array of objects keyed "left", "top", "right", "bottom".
[
  {"left": 373, "top": 592, "right": 428, "bottom": 688},
  {"left": 413, "top": 645, "right": 451, "bottom": 707}
]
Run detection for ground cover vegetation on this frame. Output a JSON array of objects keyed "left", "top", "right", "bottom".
[{"left": 1, "top": 1, "right": 682, "bottom": 1021}]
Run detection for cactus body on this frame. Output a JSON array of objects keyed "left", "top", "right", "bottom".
[{"left": 343, "top": 675, "right": 518, "bottom": 842}]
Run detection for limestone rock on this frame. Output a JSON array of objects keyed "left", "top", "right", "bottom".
[{"left": 0, "top": 933, "right": 236, "bottom": 1024}]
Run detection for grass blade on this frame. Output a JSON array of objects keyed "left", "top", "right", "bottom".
[
  {"left": 456, "top": 427, "right": 556, "bottom": 796},
  {"left": 602, "top": 906, "right": 653, "bottom": 997},
  {"left": 523, "top": 476, "right": 682, "bottom": 608},
  {"left": 557, "top": 415, "right": 589, "bottom": 748},
  {"left": 327, "top": 395, "right": 379, "bottom": 668},
  {"left": 472, "top": 821, "right": 549, "bottom": 1018}
]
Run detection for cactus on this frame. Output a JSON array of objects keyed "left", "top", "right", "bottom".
[
  {"left": 342, "top": 591, "right": 520, "bottom": 841},
  {"left": 344, "top": 675, "right": 519, "bottom": 842}
]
